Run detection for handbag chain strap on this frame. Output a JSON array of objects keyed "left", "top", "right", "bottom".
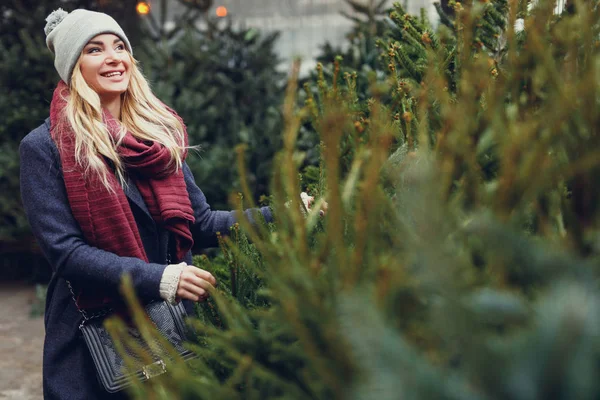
[{"left": 66, "top": 280, "right": 113, "bottom": 328}]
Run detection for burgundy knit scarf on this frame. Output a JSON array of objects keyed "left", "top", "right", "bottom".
[{"left": 50, "top": 81, "right": 194, "bottom": 310}]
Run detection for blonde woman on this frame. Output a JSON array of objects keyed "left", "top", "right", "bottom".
[{"left": 19, "top": 8, "right": 293, "bottom": 399}]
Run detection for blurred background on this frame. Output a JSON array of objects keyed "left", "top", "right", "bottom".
[{"left": 140, "top": 0, "right": 438, "bottom": 76}]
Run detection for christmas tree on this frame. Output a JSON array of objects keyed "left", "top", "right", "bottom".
[
  {"left": 109, "top": 1, "right": 600, "bottom": 399},
  {"left": 136, "top": 10, "right": 285, "bottom": 212},
  {"left": 0, "top": 0, "right": 97, "bottom": 279}
]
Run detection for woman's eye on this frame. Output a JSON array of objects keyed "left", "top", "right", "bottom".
[
  {"left": 87, "top": 47, "right": 101, "bottom": 54},
  {"left": 116, "top": 44, "right": 124, "bottom": 51}
]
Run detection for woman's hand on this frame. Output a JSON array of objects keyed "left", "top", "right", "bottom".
[
  {"left": 301, "top": 192, "right": 328, "bottom": 216},
  {"left": 176, "top": 265, "right": 217, "bottom": 302}
]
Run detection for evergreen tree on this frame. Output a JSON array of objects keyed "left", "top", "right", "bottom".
[
  {"left": 0, "top": 0, "right": 96, "bottom": 279},
  {"left": 297, "top": 0, "right": 392, "bottom": 173},
  {"left": 137, "top": 0, "right": 213, "bottom": 42},
  {"left": 301, "top": 0, "right": 510, "bottom": 190},
  {"left": 136, "top": 15, "right": 285, "bottom": 212},
  {"left": 111, "top": 1, "right": 600, "bottom": 399},
  {"left": 316, "top": 0, "right": 391, "bottom": 77}
]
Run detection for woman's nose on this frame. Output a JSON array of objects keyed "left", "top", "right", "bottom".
[{"left": 104, "top": 50, "right": 121, "bottom": 64}]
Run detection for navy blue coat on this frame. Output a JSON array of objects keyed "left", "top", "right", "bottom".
[{"left": 20, "top": 118, "right": 272, "bottom": 399}]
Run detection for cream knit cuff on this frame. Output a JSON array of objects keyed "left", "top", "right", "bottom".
[{"left": 159, "top": 262, "right": 185, "bottom": 305}]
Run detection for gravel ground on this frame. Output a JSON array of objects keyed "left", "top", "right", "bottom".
[{"left": 0, "top": 283, "right": 44, "bottom": 400}]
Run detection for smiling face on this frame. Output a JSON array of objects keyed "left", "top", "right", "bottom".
[{"left": 79, "top": 33, "right": 131, "bottom": 104}]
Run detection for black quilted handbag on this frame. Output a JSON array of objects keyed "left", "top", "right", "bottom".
[{"left": 69, "top": 284, "right": 196, "bottom": 393}]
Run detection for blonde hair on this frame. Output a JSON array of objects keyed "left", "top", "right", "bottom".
[{"left": 64, "top": 54, "right": 186, "bottom": 191}]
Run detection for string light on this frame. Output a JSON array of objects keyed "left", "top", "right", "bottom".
[
  {"left": 216, "top": 6, "right": 228, "bottom": 17},
  {"left": 136, "top": 2, "right": 151, "bottom": 15}
]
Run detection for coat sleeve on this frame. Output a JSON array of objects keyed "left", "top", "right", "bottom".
[
  {"left": 182, "top": 162, "right": 273, "bottom": 247},
  {"left": 19, "top": 128, "right": 166, "bottom": 300}
]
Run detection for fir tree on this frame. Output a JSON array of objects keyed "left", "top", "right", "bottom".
[
  {"left": 111, "top": 2, "right": 600, "bottom": 399},
  {"left": 138, "top": 0, "right": 213, "bottom": 42},
  {"left": 316, "top": 0, "right": 391, "bottom": 77},
  {"left": 136, "top": 15, "right": 285, "bottom": 212},
  {"left": 0, "top": 0, "right": 96, "bottom": 279},
  {"left": 297, "top": 0, "right": 392, "bottom": 175}
]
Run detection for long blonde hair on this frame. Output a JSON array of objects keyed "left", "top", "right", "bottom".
[{"left": 64, "top": 54, "right": 186, "bottom": 190}]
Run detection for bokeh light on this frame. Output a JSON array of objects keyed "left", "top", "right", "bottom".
[
  {"left": 136, "top": 2, "right": 151, "bottom": 15},
  {"left": 216, "top": 6, "right": 228, "bottom": 18}
]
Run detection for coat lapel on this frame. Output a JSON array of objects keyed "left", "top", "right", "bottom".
[
  {"left": 124, "top": 177, "right": 171, "bottom": 262},
  {"left": 122, "top": 177, "right": 153, "bottom": 220}
]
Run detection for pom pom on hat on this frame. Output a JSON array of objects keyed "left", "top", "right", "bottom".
[{"left": 44, "top": 8, "right": 68, "bottom": 36}]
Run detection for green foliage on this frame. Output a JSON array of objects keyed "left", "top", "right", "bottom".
[
  {"left": 112, "top": 1, "right": 600, "bottom": 399},
  {"left": 0, "top": 0, "right": 79, "bottom": 241},
  {"left": 299, "top": 0, "right": 510, "bottom": 172},
  {"left": 194, "top": 223, "right": 268, "bottom": 310},
  {"left": 297, "top": 0, "right": 392, "bottom": 171},
  {"left": 316, "top": 0, "right": 391, "bottom": 80},
  {"left": 136, "top": 19, "right": 285, "bottom": 210}
]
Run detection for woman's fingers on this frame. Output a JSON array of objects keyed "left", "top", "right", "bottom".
[
  {"left": 180, "top": 266, "right": 216, "bottom": 286},
  {"left": 320, "top": 200, "right": 329, "bottom": 216},
  {"left": 301, "top": 191, "right": 328, "bottom": 216},
  {"left": 176, "top": 265, "right": 216, "bottom": 302},
  {"left": 186, "top": 265, "right": 217, "bottom": 286},
  {"left": 179, "top": 276, "right": 213, "bottom": 294},
  {"left": 184, "top": 273, "right": 213, "bottom": 290},
  {"left": 177, "top": 287, "right": 207, "bottom": 302}
]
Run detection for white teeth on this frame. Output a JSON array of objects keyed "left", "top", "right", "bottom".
[{"left": 103, "top": 72, "right": 122, "bottom": 77}]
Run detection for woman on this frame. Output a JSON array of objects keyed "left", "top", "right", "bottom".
[{"left": 20, "top": 8, "right": 309, "bottom": 399}]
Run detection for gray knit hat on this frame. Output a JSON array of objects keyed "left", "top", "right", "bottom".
[{"left": 44, "top": 8, "right": 133, "bottom": 84}]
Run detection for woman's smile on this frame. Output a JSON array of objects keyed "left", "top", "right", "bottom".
[{"left": 100, "top": 70, "right": 125, "bottom": 79}]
